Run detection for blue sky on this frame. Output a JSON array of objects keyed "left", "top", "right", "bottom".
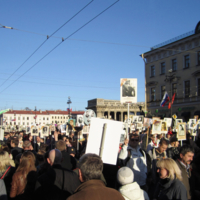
[{"left": 0, "top": 0, "right": 199, "bottom": 111}]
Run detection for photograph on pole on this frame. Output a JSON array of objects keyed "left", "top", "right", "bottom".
[{"left": 120, "top": 78, "right": 137, "bottom": 103}]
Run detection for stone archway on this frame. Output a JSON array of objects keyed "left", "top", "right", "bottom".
[
  {"left": 110, "top": 112, "right": 114, "bottom": 120},
  {"left": 104, "top": 111, "right": 108, "bottom": 119}
]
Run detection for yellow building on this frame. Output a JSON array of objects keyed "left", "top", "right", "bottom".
[{"left": 141, "top": 21, "right": 200, "bottom": 121}]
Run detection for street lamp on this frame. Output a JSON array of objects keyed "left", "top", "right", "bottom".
[{"left": 67, "top": 97, "right": 72, "bottom": 120}]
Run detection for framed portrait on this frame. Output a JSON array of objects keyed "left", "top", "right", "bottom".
[
  {"left": 161, "top": 121, "right": 168, "bottom": 133},
  {"left": 163, "top": 118, "right": 172, "bottom": 127},
  {"left": 191, "top": 126, "right": 197, "bottom": 136},
  {"left": 189, "top": 119, "right": 197, "bottom": 129},
  {"left": 152, "top": 119, "right": 162, "bottom": 134},
  {"left": 143, "top": 118, "right": 151, "bottom": 128},
  {"left": 31, "top": 126, "right": 39, "bottom": 136},
  {"left": 60, "top": 124, "right": 66, "bottom": 133},
  {"left": 77, "top": 115, "right": 84, "bottom": 126},
  {"left": 41, "top": 126, "right": 49, "bottom": 137},
  {"left": 50, "top": 125, "right": 55, "bottom": 132},
  {"left": 132, "top": 116, "right": 138, "bottom": 123},
  {"left": 26, "top": 126, "right": 31, "bottom": 134},
  {"left": 120, "top": 78, "right": 137, "bottom": 104},
  {"left": 83, "top": 110, "right": 96, "bottom": 126},
  {"left": 177, "top": 123, "right": 186, "bottom": 140},
  {"left": 137, "top": 116, "right": 144, "bottom": 123}
]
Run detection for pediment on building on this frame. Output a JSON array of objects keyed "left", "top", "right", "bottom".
[
  {"left": 146, "top": 81, "right": 158, "bottom": 87},
  {"left": 192, "top": 70, "right": 200, "bottom": 77}
]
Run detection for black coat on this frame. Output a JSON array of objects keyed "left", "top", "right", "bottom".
[
  {"left": 11, "top": 147, "right": 23, "bottom": 161},
  {"left": 154, "top": 178, "right": 187, "bottom": 200},
  {"left": 35, "top": 164, "right": 81, "bottom": 200},
  {"left": 61, "top": 151, "right": 77, "bottom": 170}
]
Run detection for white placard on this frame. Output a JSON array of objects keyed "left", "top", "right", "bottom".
[
  {"left": 189, "top": 119, "right": 197, "bottom": 129},
  {"left": 120, "top": 78, "right": 137, "bottom": 103},
  {"left": 60, "top": 124, "right": 66, "bottom": 133},
  {"left": 31, "top": 126, "right": 39, "bottom": 136},
  {"left": 152, "top": 119, "right": 162, "bottom": 134},
  {"left": 77, "top": 115, "right": 84, "bottom": 126},
  {"left": 164, "top": 118, "right": 172, "bottom": 127},
  {"left": 41, "top": 126, "right": 49, "bottom": 137},
  {"left": 0, "top": 128, "right": 4, "bottom": 140},
  {"left": 86, "top": 118, "right": 123, "bottom": 165}
]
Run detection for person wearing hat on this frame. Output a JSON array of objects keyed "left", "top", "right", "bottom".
[
  {"left": 118, "top": 133, "right": 151, "bottom": 191},
  {"left": 117, "top": 166, "right": 149, "bottom": 200}
]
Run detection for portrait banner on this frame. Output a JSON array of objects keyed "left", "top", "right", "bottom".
[
  {"left": 120, "top": 78, "right": 137, "bottom": 103},
  {"left": 177, "top": 123, "right": 186, "bottom": 140},
  {"left": 41, "top": 126, "right": 49, "bottom": 137},
  {"left": 143, "top": 118, "right": 151, "bottom": 128},
  {"left": 163, "top": 118, "right": 172, "bottom": 127},
  {"left": 31, "top": 126, "right": 39, "bottom": 136},
  {"left": 152, "top": 119, "right": 162, "bottom": 134}
]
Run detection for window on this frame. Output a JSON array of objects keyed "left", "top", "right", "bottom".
[
  {"left": 172, "top": 59, "right": 177, "bottom": 71},
  {"left": 185, "top": 81, "right": 190, "bottom": 98},
  {"left": 18, "top": 122, "right": 20, "bottom": 125},
  {"left": 47, "top": 118, "right": 49, "bottom": 120},
  {"left": 198, "top": 79, "right": 200, "bottom": 96},
  {"left": 27, "top": 122, "right": 29, "bottom": 125},
  {"left": 27, "top": 117, "right": 29, "bottom": 120},
  {"left": 58, "top": 121, "right": 59, "bottom": 123},
  {"left": 52, "top": 121, "right": 54, "bottom": 123},
  {"left": 10, "top": 117, "right": 12, "bottom": 120},
  {"left": 184, "top": 55, "right": 190, "bottom": 69},
  {"left": 63, "top": 117, "right": 65, "bottom": 119},
  {"left": 160, "top": 62, "right": 165, "bottom": 74},
  {"left": 150, "top": 66, "right": 155, "bottom": 77},
  {"left": 61, "top": 121, "right": 62, "bottom": 123},
  {"left": 58, "top": 117, "right": 59, "bottom": 119},
  {"left": 161, "top": 85, "right": 165, "bottom": 98},
  {"left": 61, "top": 117, "right": 62, "bottom": 119},
  {"left": 172, "top": 83, "right": 177, "bottom": 95},
  {"left": 151, "top": 88, "right": 156, "bottom": 101},
  {"left": 43, "top": 117, "right": 45, "bottom": 120},
  {"left": 23, "top": 122, "right": 25, "bottom": 125},
  {"left": 10, "top": 122, "right": 12, "bottom": 125},
  {"left": 18, "top": 117, "right": 20, "bottom": 120},
  {"left": 23, "top": 117, "right": 25, "bottom": 120},
  {"left": 55, "top": 116, "right": 56, "bottom": 119},
  {"left": 14, "top": 122, "right": 16, "bottom": 125},
  {"left": 52, "top": 116, "right": 54, "bottom": 119},
  {"left": 198, "top": 51, "right": 200, "bottom": 65}
]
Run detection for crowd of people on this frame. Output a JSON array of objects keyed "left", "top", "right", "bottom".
[{"left": 0, "top": 121, "right": 200, "bottom": 200}]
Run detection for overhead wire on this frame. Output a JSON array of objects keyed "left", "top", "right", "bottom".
[
  {"left": 0, "top": 0, "right": 94, "bottom": 88},
  {"left": 0, "top": 0, "right": 120, "bottom": 94}
]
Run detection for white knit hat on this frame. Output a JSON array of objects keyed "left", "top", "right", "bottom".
[{"left": 117, "top": 167, "right": 134, "bottom": 185}]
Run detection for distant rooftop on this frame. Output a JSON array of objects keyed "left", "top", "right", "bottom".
[
  {"left": 150, "top": 30, "right": 194, "bottom": 50},
  {"left": 149, "top": 21, "right": 200, "bottom": 51}
]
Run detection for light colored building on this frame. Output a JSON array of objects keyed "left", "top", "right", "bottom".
[
  {"left": 141, "top": 21, "right": 200, "bottom": 121},
  {"left": 0, "top": 110, "right": 84, "bottom": 126},
  {"left": 86, "top": 98, "right": 144, "bottom": 121}
]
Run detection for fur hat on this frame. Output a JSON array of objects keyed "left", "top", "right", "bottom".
[{"left": 117, "top": 167, "right": 133, "bottom": 185}]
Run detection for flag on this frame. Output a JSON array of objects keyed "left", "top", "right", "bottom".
[
  {"left": 67, "top": 108, "right": 72, "bottom": 112},
  {"left": 160, "top": 92, "right": 170, "bottom": 107},
  {"left": 34, "top": 115, "right": 37, "bottom": 119},
  {"left": 168, "top": 93, "right": 176, "bottom": 109},
  {"left": 171, "top": 93, "right": 176, "bottom": 104}
]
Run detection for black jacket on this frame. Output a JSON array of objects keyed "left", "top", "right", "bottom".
[
  {"left": 154, "top": 178, "right": 187, "bottom": 200},
  {"left": 35, "top": 164, "right": 81, "bottom": 200},
  {"left": 61, "top": 151, "right": 77, "bottom": 170},
  {"left": 167, "top": 147, "right": 180, "bottom": 161},
  {"left": 11, "top": 147, "right": 23, "bottom": 161}
]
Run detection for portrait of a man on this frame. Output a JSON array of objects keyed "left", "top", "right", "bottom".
[{"left": 122, "top": 80, "right": 135, "bottom": 97}]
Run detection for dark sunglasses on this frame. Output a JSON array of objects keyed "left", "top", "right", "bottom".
[{"left": 130, "top": 138, "right": 139, "bottom": 142}]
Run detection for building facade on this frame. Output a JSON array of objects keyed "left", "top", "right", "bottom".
[
  {"left": 142, "top": 21, "right": 200, "bottom": 121},
  {"left": 86, "top": 98, "right": 144, "bottom": 121},
  {"left": 0, "top": 110, "right": 84, "bottom": 126}
]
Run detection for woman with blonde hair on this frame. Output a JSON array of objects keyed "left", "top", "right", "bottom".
[
  {"left": 153, "top": 158, "right": 187, "bottom": 200},
  {"left": 10, "top": 151, "right": 37, "bottom": 200}
]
